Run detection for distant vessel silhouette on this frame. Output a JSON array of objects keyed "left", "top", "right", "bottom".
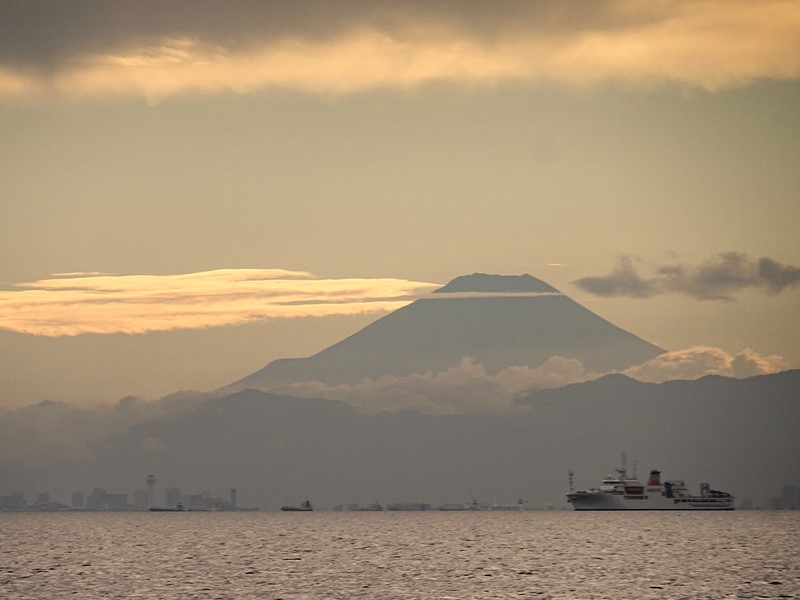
[
  {"left": 350, "top": 502, "right": 383, "bottom": 511},
  {"left": 149, "top": 502, "right": 185, "bottom": 512},
  {"left": 281, "top": 499, "right": 313, "bottom": 512},
  {"left": 438, "top": 499, "right": 483, "bottom": 511}
]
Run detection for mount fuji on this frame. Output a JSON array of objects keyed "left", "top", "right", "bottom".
[{"left": 227, "top": 273, "right": 665, "bottom": 391}]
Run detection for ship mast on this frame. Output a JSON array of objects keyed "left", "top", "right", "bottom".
[{"left": 615, "top": 452, "right": 628, "bottom": 479}]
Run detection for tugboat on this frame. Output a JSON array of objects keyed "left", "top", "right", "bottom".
[
  {"left": 567, "top": 456, "right": 734, "bottom": 511},
  {"left": 280, "top": 499, "right": 313, "bottom": 512}
]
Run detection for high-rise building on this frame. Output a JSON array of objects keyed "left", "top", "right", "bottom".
[
  {"left": 87, "top": 488, "right": 108, "bottom": 510},
  {"left": 70, "top": 491, "right": 85, "bottom": 508},
  {"left": 104, "top": 494, "right": 128, "bottom": 510},
  {"left": 0, "top": 493, "right": 26, "bottom": 509},
  {"left": 146, "top": 474, "right": 156, "bottom": 508}
]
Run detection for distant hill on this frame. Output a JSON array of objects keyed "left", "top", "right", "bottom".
[
  {"left": 227, "top": 273, "right": 665, "bottom": 391},
  {"left": 2, "top": 370, "right": 796, "bottom": 510}
]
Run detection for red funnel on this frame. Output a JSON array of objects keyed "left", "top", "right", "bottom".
[{"left": 647, "top": 470, "right": 661, "bottom": 486}]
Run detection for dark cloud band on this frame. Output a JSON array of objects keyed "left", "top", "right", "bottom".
[
  {"left": 0, "top": 1, "right": 608, "bottom": 69},
  {"left": 574, "top": 253, "right": 800, "bottom": 301},
  {"left": 2, "top": 0, "right": 799, "bottom": 97}
]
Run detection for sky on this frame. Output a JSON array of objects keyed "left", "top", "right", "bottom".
[{"left": 1, "top": 0, "right": 799, "bottom": 408}]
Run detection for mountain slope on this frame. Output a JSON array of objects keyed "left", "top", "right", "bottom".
[{"left": 228, "top": 273, "right": 665, "bottom": 390}]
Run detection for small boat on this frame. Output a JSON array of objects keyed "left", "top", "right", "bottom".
[
  {"left": 281, "top": 500, "right": 313, "bottom": 512},
  {"left": 350, "top": 503, "right": 383, "bottom": 511},
  {"left": 149, "top": 502, "right": 185, "bottom": 512},
  {"left": 438, "top": 499, "right": 484, "bottom": 511},
  {"left": 567, "top": 456, "right": 735, "bottom": 511}
]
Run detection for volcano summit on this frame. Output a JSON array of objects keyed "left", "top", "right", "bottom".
[{"left": 228, "top": 273, "right": 665, "bottom": 391}]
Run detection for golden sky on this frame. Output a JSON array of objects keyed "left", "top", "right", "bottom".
[{"left": 1, "top": 0, "right": 799, "bottom": 406}]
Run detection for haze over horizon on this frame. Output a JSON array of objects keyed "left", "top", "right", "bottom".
[{"left": 1, "top": 1, "right": 799, "bottom": 408}]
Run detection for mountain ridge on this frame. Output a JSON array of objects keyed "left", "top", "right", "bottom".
[{"left": 2, "top": 370, "right": 796, "bottom": 510}]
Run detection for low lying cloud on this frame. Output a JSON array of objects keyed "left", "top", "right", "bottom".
[
  {"left": 0, "top": 269, "right": 438, "bottom": 336},
  {"left": 573, "top": 253, "right": 800, "bottom": 301},
  {"left": 270, "top": 357, "right": 593, "bottom": 415},
  {"left": 0, "top": 392, "right": 209, "bottom": 463},
  {"left": 2, "top": 1, "right": 799, "bottom": 99},
  {"left": 1, "top": 349, "right": 788, "bottom": 421},
  {"left": 266, "top": 347, "right": 788, "bottom": 415},
  {"left": 623, "top": 346, "right": 789, "bottom": 383}
]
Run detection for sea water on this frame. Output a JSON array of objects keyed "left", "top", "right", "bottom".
[{"left": 1, "top": 511, "right": 798, "bottom": 599}]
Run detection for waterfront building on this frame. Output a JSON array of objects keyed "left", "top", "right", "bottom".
[{"left": 70, "top": 491, "right": 85, "bottom": 508}]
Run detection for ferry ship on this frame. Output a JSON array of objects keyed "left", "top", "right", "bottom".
[{"left": 567, "top": 458, "right": 734, "bottom": 511}]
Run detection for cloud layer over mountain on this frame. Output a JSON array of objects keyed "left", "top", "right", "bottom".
[
  {"left": 0, "top": 269, "right": 437, "bottom": 336},
  {"left": 262, "top": 347, "right": 787, "bottom": 415}
]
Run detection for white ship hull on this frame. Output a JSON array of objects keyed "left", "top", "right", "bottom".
[
  {"left": 568, "top": 490, "right": 734, "bottom": 511},
  {"left": 568, "top": 460, "right": 734, "bottom": 511}
]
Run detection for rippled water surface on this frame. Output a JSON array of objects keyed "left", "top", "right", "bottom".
[{"left": 2, "top": 511, "right": 798, "bottom": 599}]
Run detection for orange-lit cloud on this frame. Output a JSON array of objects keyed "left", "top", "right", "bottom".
[
  {"left": 269, "top": 356, "right": 594, "bottom": 415},
  {"left": 0, "top": 269, "right": 439, "bottom": 336},
  {"left": 622, "top": 346, "right": 788, "bottom": 382},
  {"left": 2, "top": 1, "right": 799, "bottom": 99}
]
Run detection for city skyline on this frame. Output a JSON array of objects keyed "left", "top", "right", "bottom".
[{"left": 2, "top": 478, "right": 797, "bottom": 512}]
